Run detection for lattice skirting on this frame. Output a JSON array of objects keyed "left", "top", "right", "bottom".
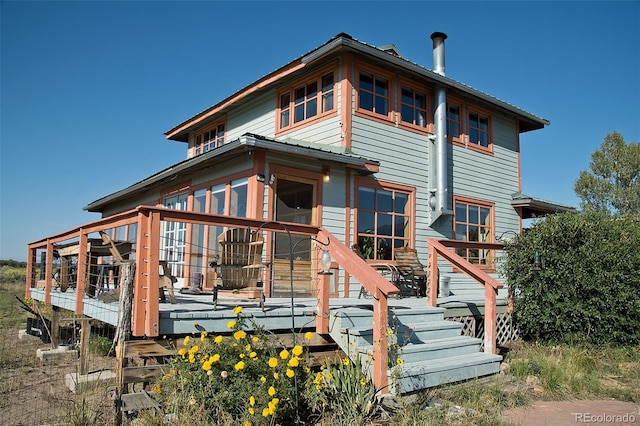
[{"left": 448, "top": 312, "right": 520, "bottom": 351}]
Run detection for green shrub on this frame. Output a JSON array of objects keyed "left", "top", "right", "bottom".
[
  {"left": 154, "top": 306, "right": 310, "bottom": 425},
  {"left": 502, "top": 212, "right": 640, "bottom": 345},
  {"left": 0, "top": 266, "right": 26, "bottom": 284}
]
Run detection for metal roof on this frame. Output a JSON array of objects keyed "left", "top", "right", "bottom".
[
  {"left": 84, "top": 134, "right": 379, "bottom": 212},
  {"left": 511, "top": 191, "right": 576, "bottom": 219},
  {"left": 165, "top": 33, "right": 549, "bottom": 141}
]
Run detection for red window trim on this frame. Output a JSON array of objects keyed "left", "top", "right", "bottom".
[
  {"left": 191, "top": 120, "right": 227, "bottom": 158},
  {"left": 398, "top": 78, "right": 432, "bottom": 134},
  {"left": 275, "top": 64, "right": 338, "bottom": 137},
  {"left": 354, "top": 177, "right": 416, "bottom": 261},
  {"left": 446, "top": 97, "right": 494, "bottom": 155},
  {"left": 453, "top": 195, "right": 496, "bottom": 272},
  {"left": 354, "top": 63, "right": 395, "bottom": 124}
]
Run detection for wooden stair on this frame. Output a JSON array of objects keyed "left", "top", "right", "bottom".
[{"left": 328, "top": 305, "right": 502, "bottom": 394}]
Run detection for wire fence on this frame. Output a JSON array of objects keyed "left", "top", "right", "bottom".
[{"left": 0, "top": 281, "right": 120, "bottom": 426}]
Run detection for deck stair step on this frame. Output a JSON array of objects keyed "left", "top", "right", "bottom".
[{"left": 329, "top": 304, "right": 502, "bottom": 394}]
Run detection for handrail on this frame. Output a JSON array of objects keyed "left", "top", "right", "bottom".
[
  {"left": 26, "top": 208, "right": 399, "bottom": 394},
  {"left": 318, "top": 228, "right": 398, "bottom": 393},
  {"left": 426, "top": 238, "right": 504, "bottom": 354}
]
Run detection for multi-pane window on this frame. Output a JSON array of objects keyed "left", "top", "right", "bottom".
[
  {"left": 447, "top": 104, "right": 461, "bottom": 139},
  {"left": 161, "top": 193, "right": 188, "bottom": 278},
  {"left": 358, "top": 71, "right": 390, "bottom": 117},
  {"left": 356, "top": 183, "right": 411, "bottom": 261},
  {"left": 468, "top": 111, "right": 490, "bottom": 148},
  {"left": 279, "top": 72, "right": 335, "bottom": 130},
  {"left": 194, "top": 123, "right": 225, "bottom": 156},
  {"left": 400, "top": 87, "right": 428, "bottom": 128},
  {"left": 454, "top": 197, "right": 494, "bottom": 267}
]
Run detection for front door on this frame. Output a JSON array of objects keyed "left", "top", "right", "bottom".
[{"left": 271, "top": 174, "right": 317, "bottom": 297}]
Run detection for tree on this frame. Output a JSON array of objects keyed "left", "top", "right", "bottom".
[{"left": 574, "top": 132, "right": 640, "bottom": 215}]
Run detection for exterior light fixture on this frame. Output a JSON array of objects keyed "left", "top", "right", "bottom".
[
  {"left": 319, "top": 249, "right": 332, "bottom": 275},
  {"left": 256, "top": 174, "right": 266, "bottom": 182},
  {"left": 533, "top": 251, "right": 542, "bottom": 271},
  {"left": 322, "top": 166, "right": 330, "bottom": 183},
  {"left": 269, "top": 174, "right": 276, "bottom": 185}
]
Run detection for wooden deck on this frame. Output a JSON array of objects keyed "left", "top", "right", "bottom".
[{"left": 28, "top": 286, "right": 508, "bottom": 337}]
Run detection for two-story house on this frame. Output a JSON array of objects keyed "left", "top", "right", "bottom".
[
  {"left": 83, "top": 32, "right": 564, "bottom": 297},
  {"left": 27, "top": 32, "right": 573, "bottom": 393}
]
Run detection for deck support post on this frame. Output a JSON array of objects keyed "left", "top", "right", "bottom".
[
  {"left": 114, "top": 260, "right": 134, "bottom": 425},
  {"left": 372, "top": 288, "right": 389, "bottom": 393},
  {"left": 78, "top": 318, "right": 91, "bottom": 375},
  {"left": 75, "top": 230, "right": 88, "bottom": 314}
]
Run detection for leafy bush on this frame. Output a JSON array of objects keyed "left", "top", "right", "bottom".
[
  {"left": 303, "top": 353, "right": 382, "bottom": 425},
  {"left": 0, "top": 266, "right": 26, "bottom": 284},
  {"left": 502, "top": 212, "right": 640, "bottom": 345}
]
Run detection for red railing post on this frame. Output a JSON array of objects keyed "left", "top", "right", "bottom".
[
  {"left": 316, "top": 272, "right": 330, "bottom": 334},
  {"left": 484, "top": 284, "right": 498, "bottom": 354},
  {"left": 427, "top": 244, "right": 438, "bottom": 307},
  {"left": 44, "top": 239, "right": 54, "bottom": 305}
]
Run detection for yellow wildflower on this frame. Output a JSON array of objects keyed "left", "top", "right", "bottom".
[
  {"left": 178, "top": 348, "right": 187, "bottom": 356},
  {"left": 202, "top": 361, "right": 212, "bottom": 371},
  {"left": 397, "top": 358, "right": 404, "bottom": 366},
  {"left": 287, "top": 357, "right": 299, "bottom": 368},
  {"left": 188, "top": 354, "right": 195, "bottom": 363},
  {"left": 292, "top": 345, "right": 303, "bottom": 357},
  {"left": 273, "top": 372, "right": 279, "bottom": 379},
  {"left": 214, "top": 335, "right": 223, "bottom": 344},
  {"left": 268, "top": 386, "right": 276, "bottom": 396},
  {"left": 249, "top": 351, "right": 257, "bottom": 359},
  {"left": 252, "top": 336, "right": 260, "bottom": 342},
  {"left": 234, "top": 361, "right": 246, "bottom": 371},
  {"left": 243, "top": 421, "right": 252, "bottom": 426},
  {"left": 200, "top": 331, "right": 208, "bottom": 341},
  {"left": 245, "top": 344, "right": 252, "bottom": 351},
  {"left": 227, "top": 320, "right": 237, "bottom": 329},
  {"left": 183, "top": 336, "right": 190, "bottom": 346},
  {"left": 360, "top": 378, "right": 367, "bottom": 387},
  {"left": 304, "top": 331, "right": 314, "bottom": 340},
  {"left": 268, "top": 357, "right": 278, "bottom": 368},
  {"left": 260, "top": 376, "right": 266, "bottom": 383},
  {"left": 286, "top": 369, "right": 295, "bottom": 378},
  {"left": 387, "top": 329, "right": 394, "bottom": 336},
  {"left": 239, "top": 353, "right": 245, "bottom": 359},
  {"left": 151, "top": 384, "right": 161, "bottom": 393},
  {"left": 233, "top": 306, "right": 243, "bottom": 315},
  {"left": 248, "top": 408, "right": 255, "bottom": 415},
  {"left": 279, "top": 349, "right": 289, "bottom": 360},
  {"left": 189, "top": 345, "right": 199, "bottom": 354},
  {"left": 271, "top": 397, "right": 279, "bottom": 406},
  {"left": 342, "top": 357, "right": 350, "bottom": 366},
  {"left": 249, "top": 396, "right": 255, "bottom": 406},
  {"left": 234, "top": 330, "right": 247, "bottom": 340},
  {"left": 262, "top": 407, "right": 270, "bottom": 417},
  {"left": 211, "top": 353, "right": 220, "bottom": 362}
]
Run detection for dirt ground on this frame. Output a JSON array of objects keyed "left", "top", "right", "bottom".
[
  {"left": 0, "top": 326, "right": 116, "bottom": 426},
  {"left": 502, "top": 399, "right": 639, "bottom": 425}
]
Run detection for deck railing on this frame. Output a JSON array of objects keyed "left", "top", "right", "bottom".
[
  {"left": 426, "top": 238, "right": 504, "bottom": 354},
  {"left": 26, "top": 205, "right": 400, "bottom": 392}
]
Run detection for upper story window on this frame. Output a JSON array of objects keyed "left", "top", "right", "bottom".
[
  {"left": 357, "top": 70, "right": 390, "bottom": 118},
  {"left": 278, "top": 71, "right": 335, "bottom": 132},
  {"left": 356, "top": 179, "right": 413, "bottom": 261},
  {"left": 400, "top": 84, "right": 429, "bottom": 130},
  {"left": 447, "top": 99, "right": 492, "bottom": 154},
  {"left": 194, "top": 123, "right": 225, "bottom": 156},
  {"left": 468, "top": 110, "right": 490, "bottom": 148},
  {"left": 453, "top": 196, "right": 495, "bottom": 269}
]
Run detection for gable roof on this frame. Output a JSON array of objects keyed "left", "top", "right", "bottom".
[
  {"left": 84, "top": 134, "right": 379, "bottom": 213},
  {"left": 165, "top": 33, "right": 549, "bottom": 142}
]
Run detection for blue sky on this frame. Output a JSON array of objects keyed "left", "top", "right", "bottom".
[{"left": 1, "top": 1, "right": 639, "bottom": 261}]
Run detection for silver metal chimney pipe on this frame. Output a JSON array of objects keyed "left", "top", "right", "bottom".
[{"left": 431, "top": 32, "right": 449, "bottom": 214}]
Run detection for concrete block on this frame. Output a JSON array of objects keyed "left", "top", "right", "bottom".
[
  {"left": 65, "top": 370, "right": 116, "bottom": 393},
  {"left": 36, "top": 345, "right": 78, "bottom": 361},
  {"left": 18, "top": 330, "right": 41, "bottom": 340}
]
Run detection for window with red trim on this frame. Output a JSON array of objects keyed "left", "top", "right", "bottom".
[
  {"left": 279, "top": 72, "right": 335, "bottom": 130},
  {"left": 454, "top": 197, "right": 494, "bottom": 268},
  {"left": 194, "top": 123, "right": 225, "bottom": 156},
  {"left": 468, "top": 110, "right": 490, "bottom": 148},
  {"left": 400, "top": 86, "right": 428, "bottom": 128},
  {"left": 356, "top": 182, "right": 412, "bottom": 261},
  {"left": 357, "top": 71, "right": 390, "bottom": 118},
  {"left": 447, "top": 100, "right": 492, "bottom": 153}
]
